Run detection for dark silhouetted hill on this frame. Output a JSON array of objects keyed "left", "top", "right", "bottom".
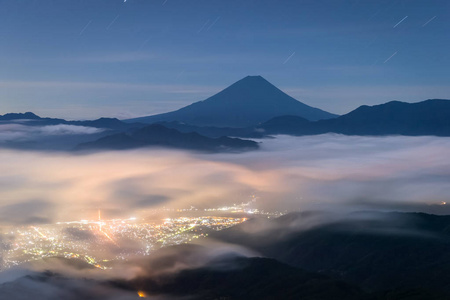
[
  {"left": 151, "top": 99, "right": 450, "bottom": 138},
  {"left": 122, "top": 256, "right": 365, "bottom": 300},
  {"left": 3, "top": 218, "right": 450, "bottom": 299},
  {"left": 76, "top": 124, "right": 259, "bottom": 152},
  {"left": 0, "top": 112, "right": 143, "bottom": 130},
  {"left": 257, "top": 99, "right": 450, "bottom": 136},
  {"left": 0, "top": 112, "right": 41, "bottom": 120},
  {"left": 213, "top": 211, "right": 450, "bottom": 296},
  {"left": 126, "top": 76, "right": 337, "bottom": 127},
  {"left": 156, "top": 121, "right": 264, "bottom": 138}
]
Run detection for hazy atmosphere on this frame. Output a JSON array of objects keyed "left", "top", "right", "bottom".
[
  {"left": 0, "top": 0, "right": 449, "bottom": 119},
  {"left": 1, "top": 134, "right": 449, "bottom": 227},
  {"left": 1, "top": 1, "right": 450, "bottom": 299}
]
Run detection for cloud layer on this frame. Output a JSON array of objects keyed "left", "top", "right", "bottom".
[
  {"left": 0, "top": 124, "right": 104, "bottom": 142},
  {"left": 0, "top": 134, "right": 449, "bottom": 226}
]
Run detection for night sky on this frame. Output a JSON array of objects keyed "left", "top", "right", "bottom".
[{"left": 0, "top": 0, "right": 448, "bottom": 119}]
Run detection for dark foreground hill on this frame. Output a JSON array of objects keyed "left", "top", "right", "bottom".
[
  {"left": 0, "top": 256, "right": 368, "bottom": 300},
  {"left": 213, "top": 211, "right": 450, "bottom": 296},
  {"left": 2, "top": 237, "right": 448, "bottom": 300},
  {"left": 117, "top": 255, "right": 365, "bottom": 300},
  {"left": 76, "top": 124, "right": 259, "bottom": 152},
  {"left": 126, "top": 76, "right": 337, "bottom": 127}
]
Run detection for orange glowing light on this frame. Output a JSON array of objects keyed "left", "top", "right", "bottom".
[
  {"left": 100, "top": 229, "right": 119, "bottom": 246},
  {"left": 32, "top": 227, "right": 47, "bottom": 239},
  {"left": 137, "top": 291, "right": 147, "bottom": 298}
]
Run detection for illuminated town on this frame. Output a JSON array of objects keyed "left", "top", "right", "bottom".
[{"left": 0, "top": 198, "right": 285, "bottom": 270}]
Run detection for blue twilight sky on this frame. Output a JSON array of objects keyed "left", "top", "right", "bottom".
[{"left": 0, "top": 0, "right": 448, "bottom": 120}]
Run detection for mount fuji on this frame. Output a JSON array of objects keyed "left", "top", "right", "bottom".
[{"left": 126, "top": 76, "right": 337, "bottom": 127}]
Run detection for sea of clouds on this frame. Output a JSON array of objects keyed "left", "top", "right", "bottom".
[{"left": 0, "top": 134, "right": 449, "bottom": 226}]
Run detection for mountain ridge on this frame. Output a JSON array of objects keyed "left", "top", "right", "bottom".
[
  {"left": 257, "top": 98, "right": 450, "bottom": 136},
  {"left": 126, "top": 76, "right": 338, "bottom": 127},
  {"left": 0, "top": 112, "right": 143, "bottom": 131},
  {"left": 212, "top": 211, "right": 450, "bottom": 295},
  {"left": 76, "top": 124, "right": 259, "bottom": 152}
]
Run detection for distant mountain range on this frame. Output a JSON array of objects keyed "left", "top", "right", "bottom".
[
  {"left": 76, "top": 124, "right": 259, "bottom": 152},
  {"left": 257, "top": 99, "right": 450, "bottom": 136},
  {"left": 126, "top": 76, "right": 338, "bottom": 127},
  {"left": 0, "top": 112, "right": 141, "bottom": 131},
  {"left": 0, "top": 112, "right": 42, "bottom": 121},
  {"left": 122, "top": 76, "right": 450, "bottom": 137},
  {"left": 155, "top": 121, "right": 264, "bottom": 138},
  {"left": 156, "top": 99, "right": 450, "bottom": 138},
  {"left": 1, "top": 77, "right": 449, "bottom": 152},
  {"left": 0, "top": 111, "right": 259, "bottom": 152}
]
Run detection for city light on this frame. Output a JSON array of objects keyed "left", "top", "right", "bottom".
[{"left": 0, "top": 199, "right": 283, "bottom": 270}]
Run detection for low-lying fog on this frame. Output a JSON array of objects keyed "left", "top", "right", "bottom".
[{"left": 0, "top": 134, "right": 449, "bottom": 226}]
